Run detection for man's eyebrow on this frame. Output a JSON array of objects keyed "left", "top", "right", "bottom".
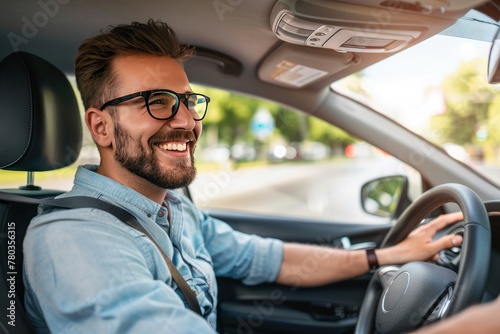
[{"left": 150, "top": 89, "right": 193, "bottom": 94}]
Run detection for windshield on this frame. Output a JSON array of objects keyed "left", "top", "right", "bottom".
[{"left": 332, "top": 11, "right": 500, "bottom": 186}]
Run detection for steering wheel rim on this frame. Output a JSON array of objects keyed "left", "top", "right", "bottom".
[{"left": 355, "top": 183, "right": 491, "bottom": 334}]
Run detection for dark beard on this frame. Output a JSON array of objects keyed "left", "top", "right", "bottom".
[{"left": 113, "top": 123, "right": 197, "bottom": 189}]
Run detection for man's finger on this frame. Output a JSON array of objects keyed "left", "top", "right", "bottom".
[
  {"left": 432, "top": 234, "right": 463, "bottom": 253},
  {"left": 427, "top": 212, "right": 464, "bottom": 232}
]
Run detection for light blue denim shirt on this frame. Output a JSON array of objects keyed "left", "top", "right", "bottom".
[{"left": 23, "top": 165, "right": 284, "bottom": 333}]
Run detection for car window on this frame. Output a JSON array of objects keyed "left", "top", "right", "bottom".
[
  {"left": 0, "top": 80, "right": 420, "bottom": 224},
  {"left": 188, "top": 86, "right": 422, "bottom": 224},
  {"left": 332, "top": 14, "right": 500, "bottom": 187}
]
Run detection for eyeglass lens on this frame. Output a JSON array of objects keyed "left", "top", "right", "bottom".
[{"left": 148, "top": 91, "right": 207, "bottom": 120}]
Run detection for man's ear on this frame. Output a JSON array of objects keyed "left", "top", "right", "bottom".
[{"left": 85, "top": 107, "right": 113, "bottom": 147}]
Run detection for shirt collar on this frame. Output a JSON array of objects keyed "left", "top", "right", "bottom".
[{"left": 73, "top": 164, "right": 182, "bottom": 222}]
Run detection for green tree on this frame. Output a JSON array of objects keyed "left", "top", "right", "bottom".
[
  {"left": 194, "top": 85, "right": 356, "bottom": 153},
  {"left": 430, "top": 58, "right": 496, "bottom": 146},
  {"left": 272, "top": 108, "right": 307, "bottom": 143},
  {"left": 483, "top": 94, "right": 500, "bottom": 162},
  {"left": 195, "top": 86, "right": 258, "bottom": 146},
  {"left": 486, "top": 94, "right": 500, "bottom": 143},
  {"left": 308, "top": 117, "right": 355, "bottom": 147}
]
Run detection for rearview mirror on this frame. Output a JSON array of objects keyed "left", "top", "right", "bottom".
[
  {"left": 488, "top": 25, "right": 500, "bottom": 84},
  {"left": 360, "top": 175, "right": 411, "bottom": 218}
]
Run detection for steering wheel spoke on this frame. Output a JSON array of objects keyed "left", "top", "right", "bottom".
[
  {"left": 376, "top": 266, "right": 400, "bottom": 289},
  {"left": 424, "top": 285, "right": 454, "bottom": 324}
]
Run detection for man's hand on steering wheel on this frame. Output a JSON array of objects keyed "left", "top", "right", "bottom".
[{"left": 378, "top": 212, "right": 464, "bottom": 266}]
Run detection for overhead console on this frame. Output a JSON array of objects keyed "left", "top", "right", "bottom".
[
  {"left": 271, "top": 0, "right": 428, "bottom": 54},
  {"left": 259, "top": 0, "right": 487, "bottom": 88},
  {"left": 270, "top": 0, "right": 486, "bottom": 53}
]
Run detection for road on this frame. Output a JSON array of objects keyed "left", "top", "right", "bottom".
[{"left": 190, "top": 157, "right": 409, "bottom": 224}]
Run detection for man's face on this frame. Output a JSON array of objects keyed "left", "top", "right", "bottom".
[{"left": 108, "top": 54, "right": 203, "bottom": 189}]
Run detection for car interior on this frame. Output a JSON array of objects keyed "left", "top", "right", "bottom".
[{"left": 1, "top": 1, "right": 500, "bottom": 333}]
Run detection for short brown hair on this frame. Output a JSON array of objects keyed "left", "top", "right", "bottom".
[{"left": 75, "top": 19, "right": 194, "bottom": 110}]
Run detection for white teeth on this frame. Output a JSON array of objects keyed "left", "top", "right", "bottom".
[{"left": 157, "top": 143, "right": 187, "bottom": 151}]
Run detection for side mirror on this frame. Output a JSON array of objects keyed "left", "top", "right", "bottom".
[
  {"left": 488, "top": 25, "right": 500, "bottom": 84},
  {"left": 360, "top": 175, "right": 411, "bottom": 218}
]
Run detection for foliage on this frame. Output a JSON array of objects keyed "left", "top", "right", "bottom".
[
  {"left": 193, "top": 84, "right": 357, "bottom": 153},
  {"left": 430, "top": 58, "right": 498, "bottom": 146},
  {"left": 486, "top": 94, "right": 500, "bottom": 143},
  {"left": 308, "top": 117, "right": 354, "bottom": 146}
]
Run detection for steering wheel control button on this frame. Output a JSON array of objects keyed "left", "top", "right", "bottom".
[
  {"left": 425, "top": 286, "right": 454, "bottom": 323},
  {"left": 375, "top": 262, "right": 457, "bottom": 334}
]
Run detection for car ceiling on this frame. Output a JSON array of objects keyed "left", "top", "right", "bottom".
[
  {"left": 1, "top": 1, "right": 281, "bottom": 77},
  {"left": 0, "top": 0, "right": 496, "bottom": 112}
]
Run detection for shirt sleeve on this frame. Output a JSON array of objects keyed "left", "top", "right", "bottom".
[
  {"left": 23, "top": 208, "right": 217, "bottom": 334},
  {"left": 195, "top": 209, "right": 284, "bottom": 285}
]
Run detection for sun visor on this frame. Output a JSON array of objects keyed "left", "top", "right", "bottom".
[{"left": 258, "top": 43, "right": 356, "bottom": 88}]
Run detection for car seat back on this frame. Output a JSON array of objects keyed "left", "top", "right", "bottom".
[{"left": 0, "top": 51, "right": 82, "bottom": 333}]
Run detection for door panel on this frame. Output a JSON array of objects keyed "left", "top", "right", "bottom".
[{"left": 208, "top": 209, "right": 391, "bottom": 334}]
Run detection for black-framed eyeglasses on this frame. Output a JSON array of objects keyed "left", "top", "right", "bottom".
[{"left": 99, "top": 89, "right": 210, "bottom": 121}]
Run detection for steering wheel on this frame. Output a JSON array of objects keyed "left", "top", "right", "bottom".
[{"left": 355, "top": 183, "right": 491, "bottom": 334}]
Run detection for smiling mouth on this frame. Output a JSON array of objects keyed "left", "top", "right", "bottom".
[{"left": 156, "top": 142, "right": 187, "bottom": 151}]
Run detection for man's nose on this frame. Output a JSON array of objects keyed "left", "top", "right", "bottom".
[{"left": 168, "top": 103, "right": 196, "bottom": 130}]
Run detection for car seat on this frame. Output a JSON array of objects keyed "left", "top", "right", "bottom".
[{"left": 0, "top": 51, "right": 82, "bottom": 333}]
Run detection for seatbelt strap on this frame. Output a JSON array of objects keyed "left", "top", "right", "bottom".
[{"left": 0, "top": 192, "right": 203, "bottom": 316}]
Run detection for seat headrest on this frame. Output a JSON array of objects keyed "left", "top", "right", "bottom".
[{"left": 0, "top": 52, "right": 82, "bottom": 171}]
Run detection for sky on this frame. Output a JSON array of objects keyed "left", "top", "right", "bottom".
[{"left": 341, "top": 35, "right": 492, "bottom": 133}]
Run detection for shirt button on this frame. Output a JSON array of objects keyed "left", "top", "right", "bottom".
[
  {"left": 147, "top": 213, "right": 152, "bottom": 218},
  {"left": 158, "top": 210, "right": 165, "bottom": 217}
]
